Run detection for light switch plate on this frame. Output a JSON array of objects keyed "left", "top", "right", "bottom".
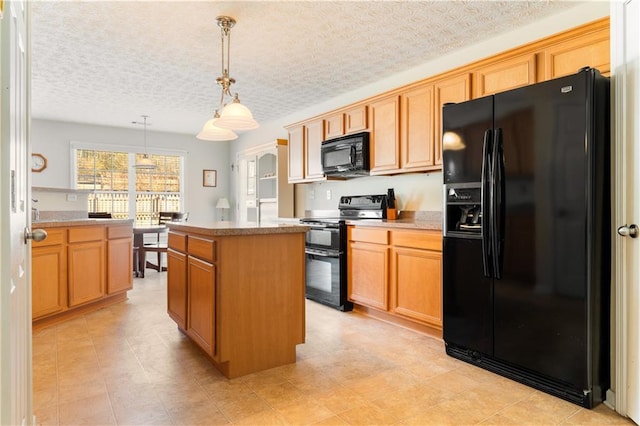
[{"left": 326, "top": 190, "right": 331, "bottom": 200}]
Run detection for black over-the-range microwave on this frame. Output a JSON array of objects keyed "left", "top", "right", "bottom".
[{"left": 320, "top": 132, "right": 370, "bottom": 178}]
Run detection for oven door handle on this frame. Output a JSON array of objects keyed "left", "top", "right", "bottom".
[{"left": 305, "top": 248, "right": 340, "bottom": 257}]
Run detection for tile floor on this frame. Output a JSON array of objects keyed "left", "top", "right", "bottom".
[{"left": 33, "top": 271, "right": 633, "bottom": 425}]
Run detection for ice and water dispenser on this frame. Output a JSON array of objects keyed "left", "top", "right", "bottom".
[{"left": 443, "top": 183, "right": 482, "bottom": 238}]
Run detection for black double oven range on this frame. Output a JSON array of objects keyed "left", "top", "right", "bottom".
[{"left": 300, "top": 194, "right": 387, "bottom": 311}]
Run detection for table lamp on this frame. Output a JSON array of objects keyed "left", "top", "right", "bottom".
[{"left": 216, "top": 197, "right": 230, "bottom": 221}]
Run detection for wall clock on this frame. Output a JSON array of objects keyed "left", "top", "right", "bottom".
[{"left": 31, "top": 153, "right": 47, "bottom": 172}]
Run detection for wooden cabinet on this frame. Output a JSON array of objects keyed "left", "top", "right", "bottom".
[
  {"left": 543, "top": 26, "right": 610, "bottom": 79},
  {"left": 167, "top": 227, "right": 306, "bottom": 378},
  {"left": 474, "top": 54, "right": 537, "bottom": 98},
  {"left": 187, "top": 256, "right": 216, "bottom": 356},
  {"left": 348, "top": 225, "right": 443, "bottom": 333},
  {"left": 391, "top": 230, "right": 442, "bottom": 328},
  {"left": 287, "top": 125, "right": 305, "bottom": 182},
  {"left": 32, "top": 222, "right": 133, "bottom": 326},
  {"left": 32, "top": 229, "right": 66, "bottom": 320},
  {"left": 369, "top": 94, "right": 401, "bottom": 173},
  {"left": 434, "top": 73, "right": 472, "bottom": 166},
  {"left": 304, "top": 119, "right": 325, "bottom": 180},
  {"left": 107, "top": 225, "right": 133, "bottom": 294},
  {"left": 287, "top": 119, "right": 325, "bottom": 183},
  {"left": 401, "top": 84, "right": 435, "bottom": 170},
  {"left": 68, "top": 226, "right": 105, "bottom": 307},
  {"left": 167, "top": 247, "right": 187, "bottom": 328},
  {"left": 325, "top": 105, "right": 368, "bottom": 139}
]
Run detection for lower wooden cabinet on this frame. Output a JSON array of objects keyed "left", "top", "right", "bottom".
[
  {"left": 167, "top": 248, "right": 187, "bottom": 329},
  {"left": 68, "top": 240, "right": 105, "bottom": 307},
  {"left": 348, "top": 226, "right": 443, "bottom": 331},
  {"left": 186, "top": 256, "right": 216, "bottom": 356},
  {"left": 32, "top": 229, "right": 66, "bottom": 319},
  {"left": 32, "top": 222, "right": 133, "bottom": 323}
]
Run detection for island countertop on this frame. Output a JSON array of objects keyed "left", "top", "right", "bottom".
[{"left": 166, "top": 220, "right": 308, "bottom": 236}]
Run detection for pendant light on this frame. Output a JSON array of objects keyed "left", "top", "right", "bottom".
[
  {"left": 197, "top": 15, "right": 258, "bottom": 140},
  {"left": 135, "top": 115, "right": 156, "bottom": 169}
]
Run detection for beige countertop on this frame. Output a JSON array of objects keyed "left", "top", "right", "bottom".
[
  {"left": 347, "top": 211, "right": 443, "bottom": 231},
  {"left": 33, "top": 218, "right": 134, "bottom": 228},
  {"left": 167, "top": 221, "right": 309, "bottom": 237}
]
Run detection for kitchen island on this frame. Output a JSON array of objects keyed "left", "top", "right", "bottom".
[{"left": 165, "top": 221, "right": 308, "bottom": 378}]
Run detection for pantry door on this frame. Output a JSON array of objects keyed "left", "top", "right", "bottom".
[
  {"left": 612, "top": 0, "right": 640, "bottom": 421},
  {"left": 0, "top": 1, "right": 33, "bottom": 424}
]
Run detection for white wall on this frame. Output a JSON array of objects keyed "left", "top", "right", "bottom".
[
  {"left": 30, "top": 119, "right": 230, "bottom": 223},
  {"left": 230, "top": 1, "right": 610, "bottom": 216}
]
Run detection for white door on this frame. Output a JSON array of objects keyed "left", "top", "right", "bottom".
[
  {"left": 0, "top": 1, "right": 33, "bottom": 425},
  {"left": 612, "top": 0, "right": 640, "bottom": 421}
]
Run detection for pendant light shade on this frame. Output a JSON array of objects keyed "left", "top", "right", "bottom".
[
  {"left": 196, "top": 111, "right": 238, "bottom": 141},
  {"left": 215, "top": 94, "right": 259, "bottom": 131},
  {"left": 197, "top": 16, "right": 259, "bottom": 138},
  {"left": 134, "top": 115, "right": 157, "bottom": 169}
]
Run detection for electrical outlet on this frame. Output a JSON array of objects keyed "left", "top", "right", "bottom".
[
  {"left": 309, "top": 189, "right": 315, "bottom": 200},
  {"left": 326, "top": 190, "right": 331, "bottom": 200},
  {"left": 67, "top": 194, "right": 77, "bottom": 202}
]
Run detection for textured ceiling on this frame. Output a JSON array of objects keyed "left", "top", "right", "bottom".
[{"left": 31, "top": 1, "right": 582, "bottom": 136}]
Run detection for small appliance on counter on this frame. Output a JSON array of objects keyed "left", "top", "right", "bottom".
[{"left": 300, "top": 194, "right": 387, "bottom": 311}]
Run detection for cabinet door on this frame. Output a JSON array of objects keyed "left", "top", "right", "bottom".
[
  {"left": 167, "top": 249, "right": 188, "bottom": 329},
  {"left": 434, "top": 73, "right": 472, "bottom": 166},
  {"left": 369, "top": 94, "right": 401, "bottom": 174},
  {"left": 401, "top": 84, "right": 435, "bottom": 170},
  {"left": 187, "top": 256, "right": 215, "bottom": 356},
  {"left": 32, "top": 244, "right": 66, "bottom": 319},
  {"left": 324, "top": 113, "right": 344, "bottom": 139},
  {"left": 107, "top": 237, "right": 133, "bottom": 294},
  {"left": 345, "top": 105, "right": 368, "bottom": 134},
  {"left": 543, "top": 27, "right": 610, "bottom": 79},
  {"left": 392, "top": 247, "right": 442, "bottom": 328},
  {"left": 348, "top": 241, "right": 389, "bottom": 310},
  {"left": 473, "top": 54, "right": 537, "bottom": 98},
  {"left": 305, "top": 119, "right": 325, "bottom": 180},
  {"left": 68, "top": 241, "right": 105, "bottom": 307},
  {"left": 287, "top": 125, "right": 305, "bottom": 182}
]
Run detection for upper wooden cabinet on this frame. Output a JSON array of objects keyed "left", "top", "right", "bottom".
[
  {"left": 542, "top": 26, "right": 610, "bottom": 79},
  {"left": 434, "top": 73, "right": 472, "bottom": 166},
  {"left": 285, "top": 18, "right": 609, "bottom": 177},
  {"left": 305, "top": 119, "right": 325, "bottom": 180},
  {"left": 473, "top": 54, "right": 537, "bottom": 98},
  {"left": 287, "top": 125, "right": 305, "bottom": 182},
  {"left": 369, "top": 95, "right": 400, "bottom": 174},
  {"left": 287, "top": 119, "right": 325, "bottom": 183},
  {"left": 401, "top": 84, "right": 435, "bottom": 171}
]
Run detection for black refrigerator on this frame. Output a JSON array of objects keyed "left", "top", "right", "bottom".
[{"left": 442, "top": 67, "right": 610, "bottom": 408}]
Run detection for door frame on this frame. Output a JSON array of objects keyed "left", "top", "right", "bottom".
[{"left": 610, "top": 0, "right": 639, "bottom": 419}]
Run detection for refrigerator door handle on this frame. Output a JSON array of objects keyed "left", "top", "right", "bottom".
[
  {"left": 491, "top": 128, "right": 505, "bottom": 279},
  {"left": 481, "top": 129, "right": 493, "bottom": 278}
]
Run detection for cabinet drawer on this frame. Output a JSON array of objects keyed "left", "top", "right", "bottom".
[
  {"left": 107, "top": 225, "right": 132, "bottom": 240},
  {"left": 392, "top": 230, "right": 442, "bottom": 251},
  {"left": 188, "top": 236, "right": 216, "bottom": 263},
  {"left": 68, "top": 226, "right": 104, "bottom": 243},
  {"left": 349, "top": 226, "right": 389, "bottom": 244},
  {"left": 33, "top": 228, "right": 64, "bottom": 247},
  {"left": 168, "top": 232, "right": 187, "bottom": 253}
]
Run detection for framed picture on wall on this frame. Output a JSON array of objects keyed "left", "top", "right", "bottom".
[{"left": 203, "top": 170, "right": 217, "bottom": 187}]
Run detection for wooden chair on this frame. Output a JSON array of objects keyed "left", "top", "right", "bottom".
[{"left": 144, "top": 212, "right": 187, "bottom": 272}]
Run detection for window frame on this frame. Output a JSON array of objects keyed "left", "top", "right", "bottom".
[{"left": 70, "top": 141, "right": 187, "bottom": 224}]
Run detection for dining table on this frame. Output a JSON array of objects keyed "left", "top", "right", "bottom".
[{"left": 133, "top": 224, "right": 168, "bottom": 278}]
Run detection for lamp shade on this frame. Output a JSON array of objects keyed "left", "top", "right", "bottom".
[
  {"left": 216, "top": 198, "right": 230, "bottom": 209},
  {"left": 196, "top": 118, "right": 238, "bottom": 141},
  {"left": 135, "top": 155, "right": 156, "bottom": 169},
  {"left": 216, "top": 97, "right": 259, "bottom": 131}
]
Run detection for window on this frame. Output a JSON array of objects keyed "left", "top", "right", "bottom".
[{"left": 74, "top": 145, "right": 184, "bottom": 225}]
